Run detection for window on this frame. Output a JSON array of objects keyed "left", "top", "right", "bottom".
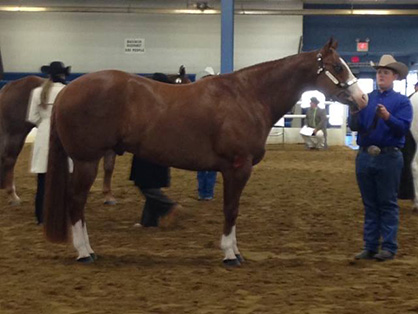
[
  {"left": 357, "top": 78, "right": 374, "bottom": 94},
  {"left": 300, "top": 90, "right": 326, "bottom": 109}
]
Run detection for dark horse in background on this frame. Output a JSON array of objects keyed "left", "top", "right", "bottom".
[
  {"left": 44, "top": 39, "right": 368, "bottom": 265},
  {"left": 0, "top": 66, "right": 190, "bottom": 205}
]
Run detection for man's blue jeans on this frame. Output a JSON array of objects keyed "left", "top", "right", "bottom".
[
  {"left": 197, "top": 171, "right": 217, "bottom": 199},
  {"left": 355, "top": 150, "right": 403, "bottom": 254}
]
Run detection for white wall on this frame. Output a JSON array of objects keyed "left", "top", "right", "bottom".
[
  {"left": 235, "top": 15, "right": 302, "bottom": 70},
  {"left": 0, "top": 12, "right": 302, "bottom": 74}
]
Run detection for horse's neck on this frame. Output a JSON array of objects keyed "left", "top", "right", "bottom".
[{"left": 238, "top": 51, "right": 318, "bottom": 126}]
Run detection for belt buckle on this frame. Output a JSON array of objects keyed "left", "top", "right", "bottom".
[{"left": 367, "top": 145, "right": 381, "bottom": 156}]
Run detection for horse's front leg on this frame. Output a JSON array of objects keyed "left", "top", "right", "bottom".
[
  {"left": 102, "top": 150, "right": 117, "bottom": 205},
  {"left": 221, "top": 158, "right": 253, "bottom": 266},
  {"left": 70, "top": 160, "right": 99, "bottom": 263}
]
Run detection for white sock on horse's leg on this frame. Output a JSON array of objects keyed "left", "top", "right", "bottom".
[
  {"left": 82, "top": 222, "right": 95, "bottom": 255},
  {"left": 231, "top": 226, "right": 240, "bottom": 256},
  {"left": 221, "top": 225, "right": 238, "bottom": 260},
  {"left": 72, "top": 220, "right": 91, "bottom": 260}
]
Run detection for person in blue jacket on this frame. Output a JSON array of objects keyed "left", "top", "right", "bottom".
[{"left": 349, "top": 55, "right": 412, "bottom": 261}]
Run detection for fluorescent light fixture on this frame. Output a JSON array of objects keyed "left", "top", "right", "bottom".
[
  {"left": 1, "top": 6, "right": 46, "bottom": 12},
  {"left": 173, "top": 9, "right": 218, "bottom": 14},
  {"left": 352, "top": 9, "right": 392, "bottom": 15}
]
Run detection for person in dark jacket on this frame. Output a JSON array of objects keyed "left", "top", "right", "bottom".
[
  {"left": 300, "top": 97, "right": 328, "bottom": 150},
  {"left": 129, "top": 72, "right": 178, "bottom": 227}
]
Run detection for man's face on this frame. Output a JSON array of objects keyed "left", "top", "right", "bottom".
[
  {"left": 310, "top": 102, "right": 317, "bottom": 108},
  {"left": 376, "top": 68, "right": 398, "bottom": 91}
]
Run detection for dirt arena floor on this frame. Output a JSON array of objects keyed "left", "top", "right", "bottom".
[{"left": 1, "top": 144, "right": 418, "bottom": 314}]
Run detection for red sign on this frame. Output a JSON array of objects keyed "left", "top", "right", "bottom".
[
  {"left": 351, "top": 56, "right": 360, "bottom": 63},
  {"left": 356, "top": 42, "right": 369, "bottom": 52}
]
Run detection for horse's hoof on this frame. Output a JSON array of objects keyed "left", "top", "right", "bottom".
[
  {"left": 104, "top": 199, "right": 117, "bottom": 205},
  {"left": 223, "top": 258, "right": 241, "bottom": 267},
  {"left": 90, "top": 253, "right": 98, "bottom": 261},
  {"left": 77, "top": 256, "right": 95, "bottom": 263},
  {"left": 9, "top": 199, "right": 21, "bottom": 206},
  {"left": 235, "top": 254, "right": 245, "bottom": 263}
]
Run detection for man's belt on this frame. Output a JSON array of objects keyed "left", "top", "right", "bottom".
[{"left": 359, "top": 145, "right": 400, "bottom": 156}]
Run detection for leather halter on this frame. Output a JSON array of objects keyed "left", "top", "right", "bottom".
[{"left": 316, "top": 53, "right": 358, "bottom": 89}]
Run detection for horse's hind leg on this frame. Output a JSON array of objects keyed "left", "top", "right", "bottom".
[
  {"left": 102, "top": 150, "right": 117, "bottom": 205},
  {"left": 69, "top": 159, "right": 100, "bottom": 263},
  {"left": 221, "top": 159, "right": 253, "bottom": 266}
]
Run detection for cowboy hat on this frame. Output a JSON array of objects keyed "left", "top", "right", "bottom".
[
  {"left": 41, "top": 61, "right": 71, "bottom": 77},
  {"left": 370, "top": 55, "right": 408, "bottom": 80},
  {"left": 195, "top": 66, "right": 216, "bottom": 81},
  {"left": 310, "top": 97, "right": 320, "bottom": 105}
]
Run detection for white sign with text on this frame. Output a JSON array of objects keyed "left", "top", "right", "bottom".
[{"left": 125, "top": 38, "right": 145, "bottom": 54}]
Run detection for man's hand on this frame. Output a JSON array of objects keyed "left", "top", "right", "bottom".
[{"left": 377, "top": 104, "right": 390, "bottom": 121}]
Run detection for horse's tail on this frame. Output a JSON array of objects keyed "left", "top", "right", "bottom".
[{"left": 44, "top": 108, "right": 70, "bottom": 243}]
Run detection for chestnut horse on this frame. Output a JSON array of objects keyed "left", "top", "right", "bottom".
[
  {"left": 0, "top": 66, "right": 190, "bottom": 205},
  {"left": 44, "top": 39, "right": 368, "bottom": 265}
]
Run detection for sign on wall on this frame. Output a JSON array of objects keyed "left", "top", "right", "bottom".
[{"left": 124, "top": 38, "right": 145, "bottom": 54}]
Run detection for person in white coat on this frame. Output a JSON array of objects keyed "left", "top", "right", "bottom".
[{"left": 26, "top": 61, "right": 70, "bottom": 224}]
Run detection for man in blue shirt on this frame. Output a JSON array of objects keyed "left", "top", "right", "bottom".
[{"left": 349, "top": 55, "right": 412, "bottom": 261}]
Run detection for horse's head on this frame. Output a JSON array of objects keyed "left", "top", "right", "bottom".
[
  {"left": 169, "top": 65, "right": 191, "bottom": 85},
  {"left": 316, "top": 38, "right": 368, "bottom": 113}
]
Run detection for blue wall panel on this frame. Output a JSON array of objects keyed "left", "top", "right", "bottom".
[
  {"left": 304, "top": 16, "right": 418, "bottom": 63},
  {"left": 303, "top": 8, "right": 418, "bottom": 77}
]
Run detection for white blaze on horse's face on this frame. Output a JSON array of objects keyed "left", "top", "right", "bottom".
[{"left": 340, "top": 58, "right": 368, "bottom": 110}]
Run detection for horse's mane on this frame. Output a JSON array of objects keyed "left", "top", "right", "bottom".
[{"left": 233, "top": 50, "right": 315, "bottom": 77}]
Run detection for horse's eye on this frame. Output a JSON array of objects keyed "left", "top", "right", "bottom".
[{"left": 334, "top": 64, "right": 343, "bottom": 74}]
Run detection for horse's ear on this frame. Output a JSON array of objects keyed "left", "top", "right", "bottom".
[
  {"left": 329, "top": 38, "right": 338, "bottom": 50},
  {"left": 321, "top": 38, "right": 338, "bottom": 54},
  {"left": 179, "top": 65, "right": 186, "bottom": 76}
]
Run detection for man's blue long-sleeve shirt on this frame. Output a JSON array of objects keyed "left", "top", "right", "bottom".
[{"left": 348, "top": 88, "right": 412, "bottom": 148}]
